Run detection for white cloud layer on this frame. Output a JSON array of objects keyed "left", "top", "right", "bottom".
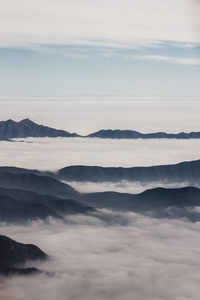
[
  {"left": 1, "top": 212, "right": 200, "bottom": 300},
  {"left": 134, "top": 55, "right": 200, "bottom": 66},
  {"left": 64, "top": 180, "right": 200, "bottom": 194},
  {"left": 1, "top": 137, "right": 200, "bottom": 171},
  {"left": 0, "top": 0, "right": 199, "bottom": 48}
]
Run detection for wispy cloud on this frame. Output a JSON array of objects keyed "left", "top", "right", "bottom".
[
  {"left": 134, "top": 55, "right": 200, "bottom": 65},
  {"left": 0, "top": 0, "right": 199, "bottom": 49}
]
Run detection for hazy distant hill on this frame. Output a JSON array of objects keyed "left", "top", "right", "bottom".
[
  {"left": 0, "top": 173, "right": 93, "bottom": 223},
  {"left": 87, "top": 129, "right": 200, "bottom": 139},
  {"left": 0, "top": 118, "right": 78, "bottom": 138},
  {"left": 82, "top": 186, "right": 200, "bottom": 221},
  {"left": 0, "top": 235, "right": 47, "bottom": 276},
  {"left": 1, "top": 164, "right": 200, "bottom": 222},
  {"left": 0, "top": 172, "right": 78, "bottom": 199},
  {"left": 0, "top": 193, "right": 61, "bottom": 222},
  {"left": 0, "top": 187, "right": 93, "bottom": 217},
  {"left": 57, "top": 159, "right": 200, "bottom": 183},
  {"left": 1, "top": 159, "right": 200, "bottom": 184}
]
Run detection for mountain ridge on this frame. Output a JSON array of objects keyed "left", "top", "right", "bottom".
[
  {"left": 0, "top": 118, "right": 78, "bottom": 139},
  {"left": 0, "top": 235, "right": 47, "bottom": 276},
  {"left": 81, "top": 186, "right": 200, "bottom": 221},
  {"left": 57, "top": 159, "right": 200, "bottom": 183},
  {"left": 1, "top": 159, "right": 200, "bottom": 183},
  {"left": 1, "top": 167, "right": 200, "bottom": 221},
  {"left": 1, "top": 119, "right": 200, "bottom": 139}
]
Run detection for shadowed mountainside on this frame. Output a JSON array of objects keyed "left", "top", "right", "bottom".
[
  {"left": 1, "top": 164, "right": 200, "bottom": 222},
  {"left": 82, "top": 186, "right": 200, "bottom": 221},
  {"left": 0, "top": 235, "right": 47, "bottom": 276},
  {"left": 1, "top": 159, "right": 200, "bottom": 184},
  {"left": 0, "top": 172, "right": 78, "bottom": 199},
  {"left": 0, "top": 173, "right": 93, "bottom": 223},
  {"left": 0, "top": 187, "right": 93, "bottom": 218},
  {"left": 57, "top": 159, "right": 200, "bottom": 183},
  {"left": 0, "top": 194, "right": 61, "bottom": 223}
]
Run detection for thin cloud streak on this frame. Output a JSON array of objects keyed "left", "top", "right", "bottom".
[{"left": 134, "top": 55, "right": 200, "bottom": 65}]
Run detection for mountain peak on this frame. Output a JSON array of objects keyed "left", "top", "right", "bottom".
[
  {"left": 19, "top": 118, "right": 35, "bottom": 124},
  {"left": 6, "top": 119, "right": 17, "bottom": 124}
]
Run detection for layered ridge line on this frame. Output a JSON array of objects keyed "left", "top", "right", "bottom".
[
  {"left": 1, "top": 159, "right": 200, "bottom": 183},
  {"left": 57, "top": 159, "right": 200, "bottom": 183},
  {"left": 1, "top": 164, "right": 200, "bottom": 221},
  {"left": 1, "top": 119, "right": 200, "bottom": 139}
]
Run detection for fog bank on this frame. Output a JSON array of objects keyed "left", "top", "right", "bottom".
[
  {"left": 65, "top": 180, "right": 199, "bottom": 194},
  {"left": 1, "top": 212, "right": 200, "bottom": 300},
  {"left": 1, "top": 137, "right": 200, "bottom": 170}
]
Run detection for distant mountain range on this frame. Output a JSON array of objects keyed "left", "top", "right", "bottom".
[
  {"left": 0, "top": 235, "right": 47, "bottom": 276},
  {"left": 57, "top": 159, "right": 200, "bottom": 183},
  {"left": 1, "top": 163, "right": 200, "bottom": 222},
  {"left": 82, "top": 186, "right": 200, "bottom": 221},
  {"left": 0, "top": 118, "right": 78, "bottom": 139},
  {"left": 0, "top": 118, "right": 200, "bottom": 139},
  {"left": 0, "top": 172, "right": 93, "bottom": 223},
  {"left": 87, "top": 129, "right": 200, "bottom": 139},
  {"left": 1, "top": 159, "right": 200, "bottom": 184}
]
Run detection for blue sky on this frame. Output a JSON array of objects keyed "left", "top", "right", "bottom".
[{"left": 0, "top": 0, "right": 200, "bottom": 97}]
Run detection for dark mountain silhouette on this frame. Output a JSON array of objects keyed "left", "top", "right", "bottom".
[
  {"left": 0, "top": 172, "right": 78, "bottom": 199},
  {"left": 0, "top": 235, "right": 47, "bottom": 276},
  {"left": 0, "top": 119, "right": 200, "bottom": 140},
  {"left": 1, "top": 165, "right": 200, "bottom": 222},
  {"left": 0, "top": 187, "right": 93, "bottom": 217},
  {"left": 0, "top": 194, "right": 61, "bottom": 223},
  {"left": 1, "top": 159, "right": 200, "bottom": 184},
  {"left": 0, "top": 166, "right": 41, "bottom": 175},
  {"left": 0, "top": 172, "right": 94, "bottom": 222},
  {"left": 0, "top": 118, "right": 78, "bottom": 139},
  {"left": 57, "top": 159, "right": 200, "bottom": 183},
  {"left": 87, "top": 129, "right": 200, "bottom": 139},
  {"left": 82, "top": 186, "right": 200, "bottom": 221}
]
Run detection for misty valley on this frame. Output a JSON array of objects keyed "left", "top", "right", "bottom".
[
  {"left": 1, "top": 118, "right": 200, "bottom": 300},
  {"left": 1, "top": 0, "right": 200, "bottom": 297}
]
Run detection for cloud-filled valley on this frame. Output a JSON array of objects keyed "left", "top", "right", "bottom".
[
  {"left": 0, "top": 0, "right": 200, "bottom": 294},
  {"left": 1, "top": 213, "right": 200, "bottom": 300},
  {"left": 1, "top": 137, "right": 200, "bottom": 172},
  {"left": 1, "top": 99, "right": 200, "bottom": 299}
]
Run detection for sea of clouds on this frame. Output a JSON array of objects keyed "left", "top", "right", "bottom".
[
  {"left": 1, "top": 211, "right": 200, "bottom": 300},
  {"left": 1, "top": 137, "right": 200, "bottom": 171},
  {"left": 1, "top": 98, "right": 200, "bottom": 299}
]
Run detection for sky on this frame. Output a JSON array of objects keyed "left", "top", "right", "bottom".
[{"left": 0, "top": 0, "right": 200, "bottom": 97}]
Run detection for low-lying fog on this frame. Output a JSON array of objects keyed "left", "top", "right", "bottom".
[
  {"left": 1, "top": 137, "right": 200, "bottom": 171},
  {"left": 1, "top": 211, "right": 200, "bottom": 300},
  {"left": 64, "top": 180, "right": 200, "bottom": 194}
]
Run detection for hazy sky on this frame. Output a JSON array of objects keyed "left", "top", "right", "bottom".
[
  {"left": 0, "top": 0, "right": 200, "bottom": 96},
  {"left": 1, "top": 98, "right": 200, "bottom": 134}
]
